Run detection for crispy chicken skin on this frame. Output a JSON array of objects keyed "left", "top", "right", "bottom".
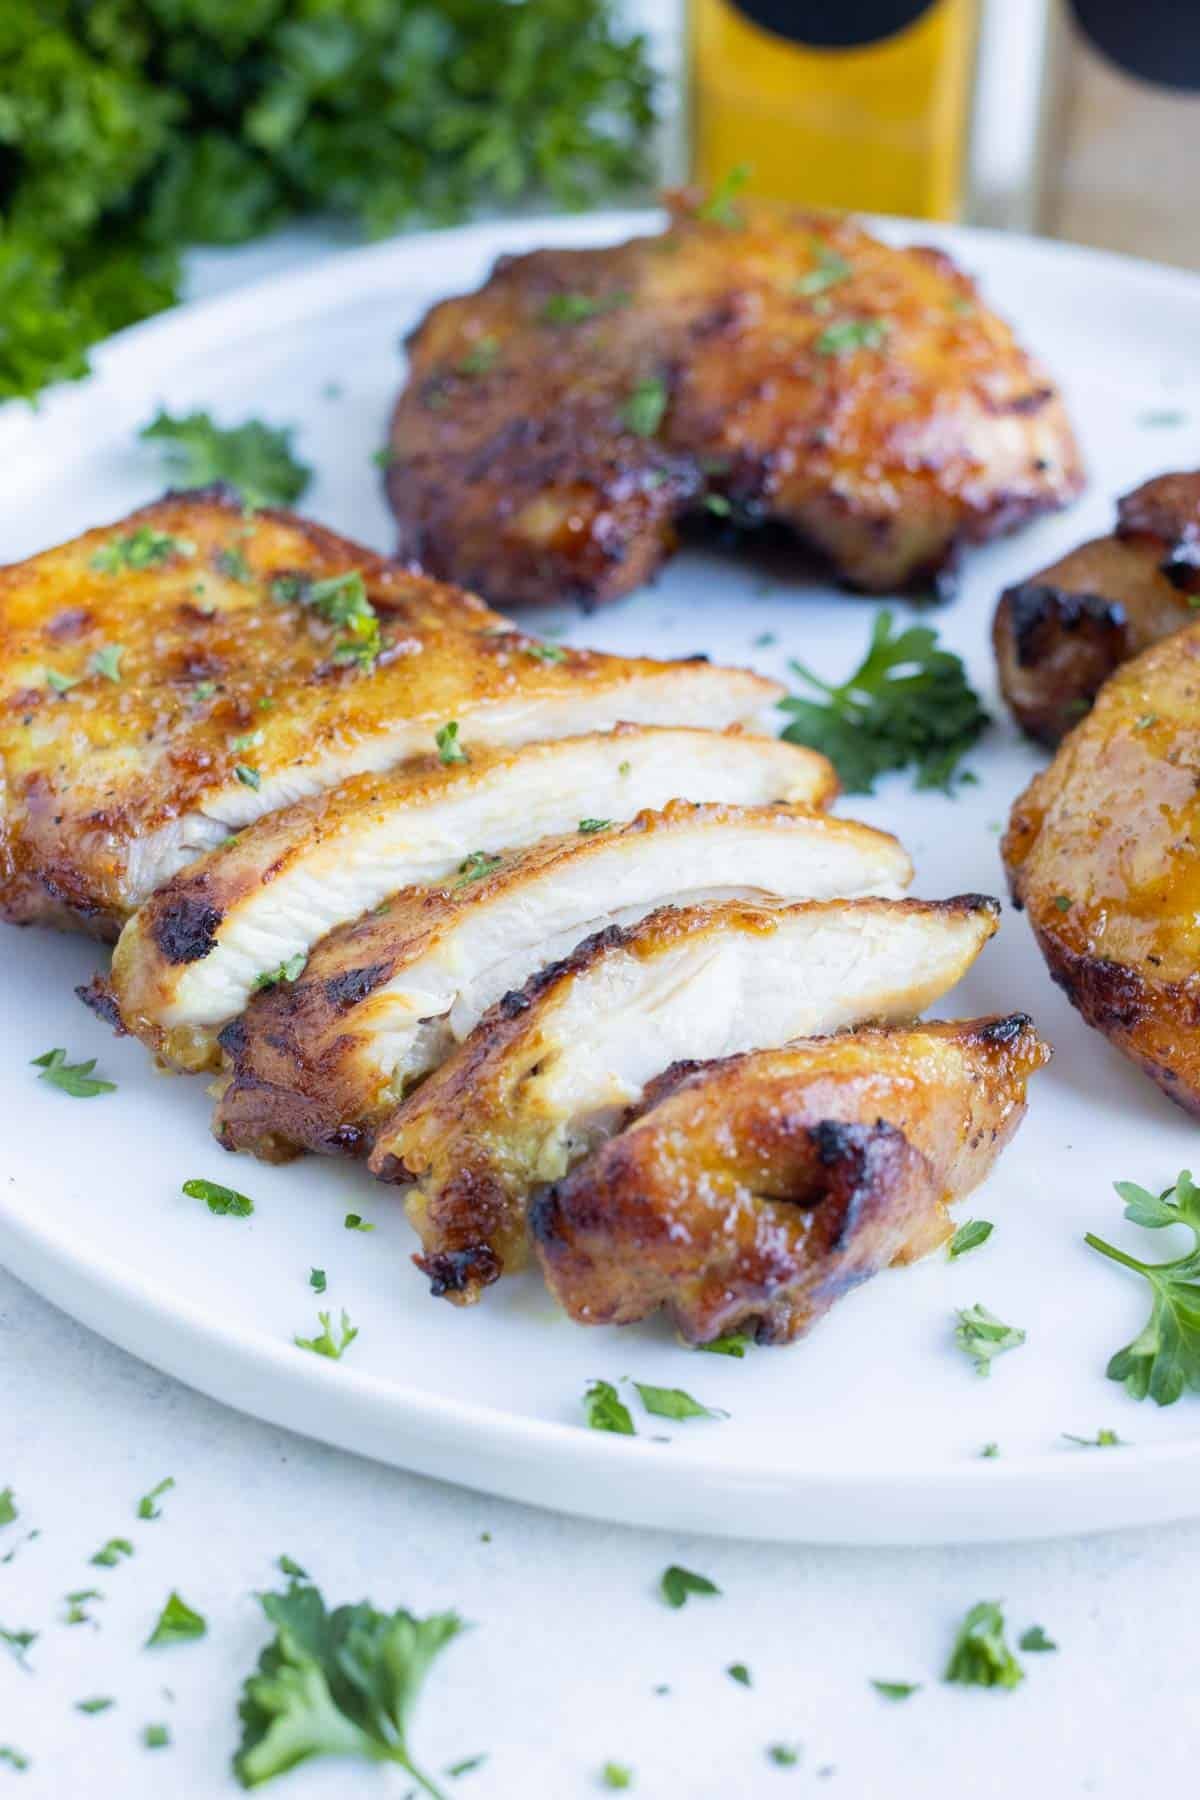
[
  {"left": 0, "top": 490, "right": 779, "bottom": 936},
  {"left": 1004, "top": 620, "right": 1200, "bottom": 1111},
  {"left": 532, "top": 1016, "right": 1048, "bottom": 1346},
  {"left": 387, "top": 198, "right": 1083, "bottom": 610},
  {"left": 213, "top": 803, "right": 911, "bottom": 1160},
  {"left": 369, "top": 894, "right": 1000, "bottom": 1303},
  {"left": 111, "top": 729, "right": 835, "bottom": 1070},
  {"left": 994, "top": 472, "right": 1200, "bottom": 745}
]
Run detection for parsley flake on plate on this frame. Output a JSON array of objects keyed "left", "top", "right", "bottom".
[
  {"left": 446, "top": 1752, "right": 487, "bottom": 1777},
  {"left": 871, "top": 1680, "right": 920, "bottom": 1701},
  {"left": 146, "top": 1591, "right": 207, "bottom": 1649},
  {"left": 90, "top": 528, "right": 194, "bottom": 574},
  {"left": 944, "top": 1601, "right": 1023, "bottom": 1690},
  {"left": 31, "top": 1048, "right": 116, "bottom": 1098},
  {"left": 277, "top": 1555, "right": 308, "bottom": 1579},
  {"left": 779, "top": 610, "right": 988, "bottom": 795},
  {"left": 234, "top": 764, "right": 261, "bottom": 790},
  {"left": 727, "top": 1663, "right": 752, "bottom": 1687},
  {"left": 0, "top": 1626, "right": 36, "bottom": 1669},
  {"left": 766, "top": 1742, "right": 801, "bottom": 1768},
  {"left": 141, "top": 410, "right": 311, "bottom": 508},
  {"left": 91, "top": 1537, "right": 134, "bottom": 1568},
  {"left": 142, "top": 1723, "right": 171, "bottom": 1750},
  {"left": 64, "top": 1588, "right": 102, "bottom": 1626},
  {"left": 659, "top": 1565, "right": 720, "bottom": 1609},
  {"left": 344, "top": 1213, "right": 374, "bottom": 1232},
  {"left": 251, "top": 953, "right": 306, "bottom": 993},
  {"left": 233, "top": 1577, "right": 463, "bottom": 1792},
  {"left": 1018, "top": 1626, "right": 1057, "bottom": 1653},
  {"left": 1086, "top": 1169, "right": 1200, "bottom": 1405},
  {"left": 954, "top": 1303, "right": 1026, "bottom": 1376},
  {"left": 294, "top": 1310, "right": 358, "bottom": 1361},
  {"left": 183, "top": 1178, "right": 254, "bottom": 1218},
  {"left": 697, "top": 1332, "right": 750, "bottom": 1358},
  {"left": 578, "top": 818, "right": 613, "bottom": 834},
  {"left": 0, "top": 1748, "right": 29, "bottom": 1771},
  {"left": 583, "top": 1380, "right": 635, "bottom": 1435},
  {"left": 1062, "top": 1428, "right": 1123, "bottom": 1448},
  {"left": 44, "top": 666, "right": 80, "bottom": 694},
  {"left": 601, "top": 1762, "right": 633, "bottom": 1789},
  {"left": 0, "top": 1489, "right": 16, "bottom": 1528},
  {"left": 137, "top": 1476, "right": 175, "bottom": 1521},
  {"left": 632, "top": 1383, "right": 726, "bottom": 1422},
  {"left": 76, "top": 1697, "right": 114, "bottom": 1715},
  {"left": 526, "top": 641, "right": 567, "bottom": 663},
  {"left": 436, "top": 721, "right": 467, "bottom": 765},
  {"left": 948, "top": 1220, "right": 994, "bottom": 1259},
  {"left": 620, "top": 376, "right": 667, "bottom": 438},
  {"left": 309, "top": 1269, "right": 326, "bottom": 1295}
]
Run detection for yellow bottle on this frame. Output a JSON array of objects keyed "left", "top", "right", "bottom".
[{"left": 688, "top": 1, "right": 979, "bottom": 222}]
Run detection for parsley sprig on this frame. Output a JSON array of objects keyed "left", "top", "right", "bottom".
[
  {"left": 779, "top": 610, "right": 988, "bottom": 795},
  {"left": 142, "top": 410, "right": 311, "bottom": 507},
  {"left": 234, "top": 1578, "right": 463, "bottom": 1793},
  {"left": 1086, "top": 1170, "right": 1200, "bottom": 1405}
]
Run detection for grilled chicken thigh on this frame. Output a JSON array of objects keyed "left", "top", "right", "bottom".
[
  {"left": 369, "top": 894, "right": 999, "bottom": 1301},
  {"left": 533, "top": 1016, "right": 1048, "bottom": 1345},
  {"left": 387, "top": 198, "right": 1082, "bottom": 610},
  {"left": 994, "top": 471, "right": 1200, "bottom": 745},
  {"left": 0, "top": 490, "right": 779, "bottom": 935},
  {"left": 1005, "top": 621, "right": 1200, "bottom": 1111},
  {"left": 112, "top": 728, "right": 834, "bottom": 1070},
  {"left": 214, "top": 804, "right": 912, "bottom": 1161}
]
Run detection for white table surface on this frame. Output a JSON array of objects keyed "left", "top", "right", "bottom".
[{"left": 3, "top": 230, "right": 1199, "bottom": 1800}]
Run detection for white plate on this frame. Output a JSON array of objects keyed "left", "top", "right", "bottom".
[{"left": 3, "top": 211, "right": 1200, "bottom": 1546}]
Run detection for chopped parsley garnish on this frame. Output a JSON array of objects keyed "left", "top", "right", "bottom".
[
  {"left": 344, "top": 1213, "right": 374, "bottom": 1232},
  {"left": 767, "top": 1743, "right": 801, "bottom": 1768},
  {"left": 231, "top": 730, "right": 264, "bottom": 754},
  {"left": 980, "top": 1443, "right": 1000, "bottom": 1458},
  {"left": 0, "top": 1748, "right": 29, "bottom": 1771},
  {"left": 696, "top": 163, "right": 750, "bottom": 228},
  {"left": 88, "top": 643, "right": 124, "bottom": 683},
  {"left": 1086, "top": 1169, "right": 1200, "bottom": 1404},
  {"left": 871, "top": 1680, "right": 920, "bottom": 1700},
  {"left": 632, "top": 1383, "right": 726, "bottom": 1422},
  {"left": 1018, "top": 1626, "right": 1057, "bottom": 1653},
  {"left": 309, "top": 1269, "right": 327, "bottom": 1295},
  {"left": 215, "top": 546, "right": 253, "bottom": 585},
  {"left": 76, "top": 1697, "right": 114, "bottom": 1714},
  {"left": 814, "top": 316, "right": 889, "bottom": 356},
  {"left": 192, "top": 680, "right": 217, "bottom": 702},
  {"left": 251, "top": 953, "right": 306, "bottom": 992},
  {"left": 458, "top": 336, "right": 500, "bottom": 376},
  {"left": 146, "top": 1590, "right": 207, "bottom": 1648},
  {"left": 601, "top": 1763, "right": 633, "bottom": 1789},
  {"left": 944, "top": 1601, "right": 1023, "bottom": 1689},
  {"left": 794, "top": 242, "right": 852, "bottom": 296},
  {"left": 307, "top": 571, "right": 381, "bottom": 669},
  {"left": 233, "top": 1576, "right": 463, "bottom": 1791},
  {"left": 583, "top": 1380, "right": 634, "bottom": 1435},
  {"left": 183, "top": 1177, "right": 254, "bottom": 1218},
  {"left": 31, "top": 1048, "right": 116, "bottom": 1098},
  {"left": 1062, "top": 1428, "right": 1123, "bottom": 1448},
  {"left": 142, "top": 1723, "right": 171, "bottom": 1749},
  {"left": 526, "top": 641, "right": 567, "bottom": 663},
  {"left": 954, "top": 1303, "right": 1026, "bottom": 1376},
  {"left": 621, "top": 376, "right": 667, "bottom": 438},
  {"left": 779, "top": 610, "right": 988, "bottom": 795},
  {"left": 1052, "top": 893, "right": 1072, "bottom": 913},
  {"left": 948, "top": 1220, "right": 994, "bottom": 1259},
  {"left": 64, "top": 1588, "right": 102, "bottom": 1626},
  {"left": 454, "top": 850, "right": 502, "bottom": 887},
  {"left": 659, "top": 1565, "right": 719, "bottom": 1609},
  {"left": 371, "top": 445, "right": 396, "bottom": 468},
  {"left": 436, "top": 721, "right": 467, "bottom": 765},
  {"left": 578, "top": 818, "right": 613, "bottom": 834},
  {"left": 697, "top": 1332, "right": 750, "bottom": 1358},
  {"left": 539, "top": 290, "right": 630, "bottom": 326},
  {"left": 0, "top": 1626, "right": 36, "bottom": 1669},
  {"left": 703, "top": 493, "right": 732, "bottom": 516},
  {"left": 90, "top": 1537, "right": 133, "bottom": 1568},
  {"left": 137, "top": 1476, "right": 175, "bottom": 1521},
  {"left": 447, "top": 1753, "right": 488, "bottom": 1777},
  {"left": 294, "top": 1310, "right": 358, "bottom": 1361},
  {"left": 141, "top": 410, "right": 312, "bottom": 507},
  {"left": 617, "top": 760, "right": 632, "bottom": 777},
  {"left": 727, "top": 1663, "right": 752, "bottom": 1687},
  {"left": 90, "top": 527, "right": 194, "bottom": 574},
  {"left": 234, "top": 763, "right": 261, "bottom": 790},
  {"left": 0, "top": 1489, "right": 16, "bottom": 1528},
  {"left": 44, "top": 667, "right": 80, "bottom": 694}
]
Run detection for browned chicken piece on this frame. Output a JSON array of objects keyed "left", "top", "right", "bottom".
[
  {"left": 994, "top": 471, "right": 1200, "bottom": 746},
  {"left": 368, "top": 894, "right": 1000, "bottom": 1303},
  {"left": 213, "top": 803, "right": 912, "bottom": 1160},
  {"left": 111, "top": 728, "right": 835, "bottom": 1071},
  {"left": 532, "top": 1016, "right": 1049, "bottom": 1346},
  {"left": 1005, "top": 620, "right": 1200, "bottom": 1111},
  {"left": 0, "top": 490, "right": 779, "bottom": 937},
  {"left": 387, "top": 197, "right": 1083, "bottom": 610}
]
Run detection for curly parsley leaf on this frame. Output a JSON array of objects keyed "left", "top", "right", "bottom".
[
  {"left": 146, "top": 1591, "right": 207, "bottom": 1649},
  {"left": 631, "top": 1383, "right": 727, "bottom": 1422},
  {"left": 233, "top": 1578, "right": 464, "bottom": 1792},
  {"left": 779, "top": 611, "right": 988, "bottom": 795},
  {"left": 294, "top": 1311, "right": 358, "bottom": 1362},
  {"left": 659, "top": 1566, "right": 720, "bottom": 1609},
  {"left": 31, "top": 1048, "right": 116, "bottom": 1098},
  {"left": 954, "top": 1304, "right": 1026, "bottom": 1376},
  {"left": 1086, "top": 1170, "right": 1200, "bottom": 1405},
  {"left": 583, "top": 1380, "right": 635, "bottom": 1435},
  {"left": 141, "top": 410, "right": 311, "bottom": 508},
  {"left": 944, "top": 1602, "right": 1023, "bottom": 1690},
  {"left": 183, "top": 1178, "right": 254, "bottom": 1218}
]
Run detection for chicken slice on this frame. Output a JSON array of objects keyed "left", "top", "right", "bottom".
[
  {"left": 111, "top": 729, "right": 834, "bottom": 1071},
  {"left": 214, "top": 804, "right": 912, "bottom": 1161},
  {"left": 368, "top": 893, "right": 1000, "bottom": 1303},
  {"left": 1004, "top": 619, "right": 1200, "bottom": 1112},
  {"left": 0, "top": 489, "right": 780, "bottom": 935},
  {"left": 532, "top": 1016, "right": 1048, "bottom": 1346},
  {"left": 994, "top": 471, "right": 1200, "bottom": 746}
]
